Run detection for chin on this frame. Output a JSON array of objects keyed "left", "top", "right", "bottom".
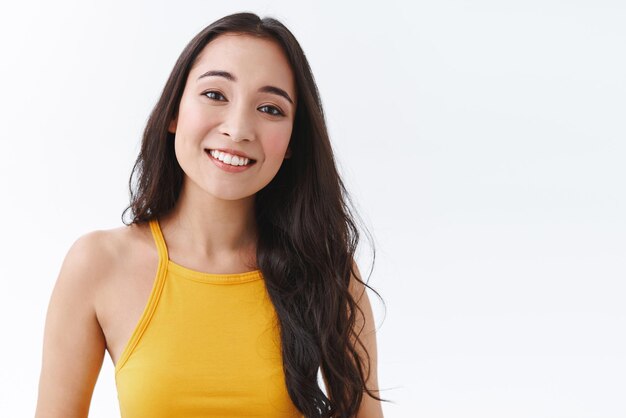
[{"left": 205, "top": 187, "right": 256, "bottom": 202}]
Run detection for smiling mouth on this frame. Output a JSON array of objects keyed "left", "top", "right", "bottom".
[{"left": 205, "top": 149, "right": 257, "bottom": 166}]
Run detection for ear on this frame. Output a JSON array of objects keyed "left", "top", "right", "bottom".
[
  {"left": 284, "top": 146, "right": 292, "bottom": 159},
  {"left": 168, "top": 116, "right": 178, "bottom": 134}
]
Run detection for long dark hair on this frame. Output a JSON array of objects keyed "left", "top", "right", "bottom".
[{"left": 122, "top": 12, "right": 387, "bottom": 417}]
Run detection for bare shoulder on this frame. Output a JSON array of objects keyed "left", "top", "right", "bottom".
[
  {"left": 72, "top": 222, "right": 157, "bottom": 320},
  {"left": 46, "top": 223, "right": 138, "bottom": 302},
  {"left": 63, "top": 222, "right": 151, "bottom": 286},
  {"left": 64, "top": 228, "right": 119, "bottom": 280},
  {"left": 46, "top": 221, "right": 152, "bottom": 337}
]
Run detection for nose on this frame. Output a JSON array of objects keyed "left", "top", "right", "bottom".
[{"left": 218, "top": 102, "right": 256, "bottom": 142}]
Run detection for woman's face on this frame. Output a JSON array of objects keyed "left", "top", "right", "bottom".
[{"left": 169, "top": 33, "right": 296, "bottom": 201}]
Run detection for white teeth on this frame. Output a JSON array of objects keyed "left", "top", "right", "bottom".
[{"left": 209, "top": 149, "right": 252, "bottom": 166}]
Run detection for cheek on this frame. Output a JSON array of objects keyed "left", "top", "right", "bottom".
[
  {"left": 177, "top": 99, "right": 221, "bottom": 137},
  {"left": 263, "top": 123, "right": 293, "bottom": 157}
]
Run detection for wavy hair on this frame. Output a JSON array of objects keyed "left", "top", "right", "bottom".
[{"left": 122, "top": 12, "right": 387, "bottom": 417}]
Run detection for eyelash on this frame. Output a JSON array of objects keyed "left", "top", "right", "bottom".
[{"left": 202, "top": 90, "right": 285, "bottom": 117}]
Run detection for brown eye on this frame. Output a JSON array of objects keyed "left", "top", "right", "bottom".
[
  {"left": 203, "top": 91, "right": 226, "bottom": 101},
  {"left": 258, "top": 105, "right": 284, "bottom": 116}
]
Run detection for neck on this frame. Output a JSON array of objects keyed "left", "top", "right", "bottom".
[{"left": 158, "top": 178, "right": 258, "bottom": 269}]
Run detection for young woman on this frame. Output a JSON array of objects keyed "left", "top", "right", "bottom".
[{"left": 35, "top": 12, "right": 385, "bottom": 418}]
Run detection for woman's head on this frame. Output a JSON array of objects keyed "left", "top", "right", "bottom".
[
  {"left": 125, "top": 12, "right": 331, "bottom": 220},
  {"left": 170, "top": 32, "right": 297, "bottom": 202}
]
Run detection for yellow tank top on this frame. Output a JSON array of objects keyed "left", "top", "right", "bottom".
[{"left": 114, "top": 218, "right": 303, "bottom": 417}]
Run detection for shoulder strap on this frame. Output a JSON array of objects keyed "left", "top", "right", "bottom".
[{"left": 149, "top": 218, "right": 169, "bottom": 263}]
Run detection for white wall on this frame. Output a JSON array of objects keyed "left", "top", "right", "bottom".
[{"left": 1, "top": 0, "right": 624, "bottom": 417}]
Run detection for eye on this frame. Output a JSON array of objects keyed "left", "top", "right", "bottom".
[
  {"left": 202, "top": 90, "right": 227, "bottom": 101},
  {"left": 258, "top": 105, "right": 285, "bottom": 117}
]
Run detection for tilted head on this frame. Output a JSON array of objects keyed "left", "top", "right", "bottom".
[{"left": 126, "top": 12, "right": 331, "bottom": 220}]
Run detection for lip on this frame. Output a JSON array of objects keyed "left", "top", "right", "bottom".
[
  {"left": 205, "top": 149, "right": 256, "bottom": 173},
  {"left": 205, "top": 147, "right": 256, "bottom": 161}
]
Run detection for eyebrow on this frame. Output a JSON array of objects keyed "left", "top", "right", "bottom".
[{"left": 197, "top": 70, "right": 294, "bottom": 105}]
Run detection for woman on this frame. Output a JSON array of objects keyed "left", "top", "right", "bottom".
[{"left": 35, "top": 12, "right": 385, "bottom": 418}]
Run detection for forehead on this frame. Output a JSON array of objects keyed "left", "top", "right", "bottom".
[{"left": 189, "top": 33, "right": 295, "bottom": 95}]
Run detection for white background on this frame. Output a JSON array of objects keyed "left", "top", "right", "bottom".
[{"left": 1, "top": 1, "right": 625, "bottom": 417}]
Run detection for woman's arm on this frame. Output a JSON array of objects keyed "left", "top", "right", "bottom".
[
  {"left": 322, "top": 261, "right": 384, "bottom": 418},
  {"left": 34, "top": 232, "right": 109, "bottom": 418},
  {"left": 348, "top": 261, "right": 384, "bottom": 418}
]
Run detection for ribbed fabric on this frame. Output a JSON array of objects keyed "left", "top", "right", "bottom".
[{"left": 114, "top": 218, "right": 302, "bottom": 418}]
